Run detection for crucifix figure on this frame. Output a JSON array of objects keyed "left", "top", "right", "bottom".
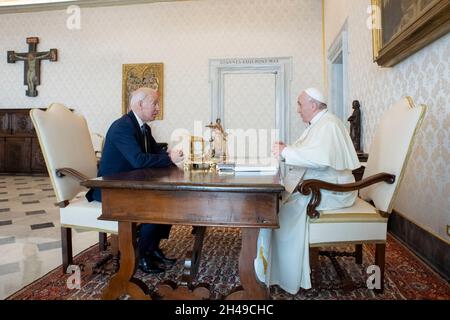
[{"left": 7, "top": 37, "right": 57, "bottom": 97}]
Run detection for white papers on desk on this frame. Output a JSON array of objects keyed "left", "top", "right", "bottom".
[
  {"left": 234, "top": 158, "right": 279, "bottom": 173},
  {"left": 234, "top": 164, "right": 279, "bottom": 172},
  {"left": 234, "top": 171, "right": 278, "bottom": 176},
  {"left": 217, "top": 158, "right": 279, "bottom": 174}
]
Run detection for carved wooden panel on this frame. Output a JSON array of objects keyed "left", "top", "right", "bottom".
[
  {"left": 31, "top": 137, "right": 47, "bottom": 173},
  {"left": 0, "top": 139, "right": 5, "bottom": 172},
  {"left": 0, "top": 112, "right": 10, "bottom": 135},
  {"left": 11, "top": 112, "right": 33, "bottom": 135},
  {"left": 5, "top": 138, "right": 31, "bottom": 173}
]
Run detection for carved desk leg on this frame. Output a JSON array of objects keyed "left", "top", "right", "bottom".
[
  {"left": 226, "top": 228, "right": 269, "bottom": 300},
  {"left": 182, "top": 226, "right": 206, "bottom": 285},
  {"left": 102, "top": 222, "right": 150, "bottom": 300},
  {"left": 156, "top": 226, "right": 210, "bottom": 300}
]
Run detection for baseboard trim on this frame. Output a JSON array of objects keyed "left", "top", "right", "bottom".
[{"left": 388, "top": 211, "right": 449, "bottom": 282}]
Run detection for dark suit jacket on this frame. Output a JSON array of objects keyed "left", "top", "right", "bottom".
[{"left": 87, "top": 111, "right": 173, "bottom": 202}]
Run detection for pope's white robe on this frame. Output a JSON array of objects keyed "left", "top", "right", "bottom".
[{"left": 254, "top": 110, "right": 360, "bottom": 294}]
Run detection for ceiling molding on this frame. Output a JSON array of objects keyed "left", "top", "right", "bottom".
[{"left": 0, "top": 0, "right": 191, "bottom": 14}]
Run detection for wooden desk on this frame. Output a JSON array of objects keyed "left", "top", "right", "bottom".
[{"left": 82, "top": 166, "right": 284, "bottom": 300}]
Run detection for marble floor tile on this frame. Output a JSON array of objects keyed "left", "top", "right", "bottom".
[{"left": 0, "top": 176, "right": 99, "bottom": 299}]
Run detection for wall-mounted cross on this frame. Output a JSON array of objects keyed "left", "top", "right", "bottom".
[{"left": 7, "top": 37, "right": 57, "bottom": 97}]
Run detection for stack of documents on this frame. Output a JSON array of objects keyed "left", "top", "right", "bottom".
[
  {"left": 217, "top": 162, "right": 236, "bottom": 172},
  {"left": 217, "top": 159, "right": 279, "bottom": 174},
  {"left": 234, "top": 164, "right": 278, "bottom": 172}
]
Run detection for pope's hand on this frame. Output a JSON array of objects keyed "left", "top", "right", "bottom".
[
  {"left": 169, "top": 149, "right": 184, "bottom": 164},
  {"left": 272, "top": 141, "right": 286, "bottom": 160}
]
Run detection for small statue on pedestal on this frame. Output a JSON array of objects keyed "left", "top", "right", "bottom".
[
  {"left": 348, "top": 100, "right": 362, "bottom": 153},
  {"left": 206, "top": 118, "right": 228, "bottom": 161}
]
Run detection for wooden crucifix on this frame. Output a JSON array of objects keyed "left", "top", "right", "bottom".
[{"left": 7, "top": 37, "right": 57, "bottom": 97}]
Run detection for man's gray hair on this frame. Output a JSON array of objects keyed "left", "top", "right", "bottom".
[
  {"left": 307, "top": 96, "right": 327, "bottom": 110},
  {"left": 130, "top": 87, "right": 157, "bottom": 107}
]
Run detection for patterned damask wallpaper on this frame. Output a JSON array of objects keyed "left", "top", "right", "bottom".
[
  {"left": 325, "top": 0, "right": 449, "bottom": 241},
  {"left": 0, "top": 0, "right": 323, "bottom": 145}
]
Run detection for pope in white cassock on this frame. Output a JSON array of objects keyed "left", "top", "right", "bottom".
[{"left": 254, "top": 88, "right": 360, "bottom": 294}]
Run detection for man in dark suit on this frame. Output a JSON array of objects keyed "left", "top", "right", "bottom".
[{"left": 86, "top": 87, "right": 184, "bottom": 274}]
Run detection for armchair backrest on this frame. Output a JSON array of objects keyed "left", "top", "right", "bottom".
[
  {"left": 360, "top": 97, "right": 426, "bottom": 213},
  {"left": 30, "top": 104, "right": 98, "bottom": 203}
]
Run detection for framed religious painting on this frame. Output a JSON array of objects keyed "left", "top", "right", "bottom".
[
  {"left": 371, "top": 0, "right": 450, "bottom": 67},
  {"left": 122, "top": 63, "right": 164, "bottom": 119}
]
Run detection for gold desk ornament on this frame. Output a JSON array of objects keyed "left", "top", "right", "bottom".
[
  {"left": 183, "top": 119, "right": 229, "bottom": 172},
  {"left": 183, "top": 135, "right": 216, "bottom": 172}
]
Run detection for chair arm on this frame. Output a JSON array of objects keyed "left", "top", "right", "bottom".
[
  {"left": 297, "top": 173, "right": 395, "bottom": 219},
  {"left": 55, "top": 168, "right": 89, "bottom": 182}
]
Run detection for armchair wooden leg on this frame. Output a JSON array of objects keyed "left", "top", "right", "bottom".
[
  {"left": 61, "top": 227, "right": 73, "bottom": 274},
  {"left": 310, "top": 247, "right": 319, "bottom": 268},
  {"left": 309, "top": 247, "right": 320, "bottom": 288},
  {"left": 374, "top": 243, "right": 385, "bottom": 294},
  {"left": 99, "top": 232, "right": 108, "bottom": 252},
  {"left": 355, "top": 244, "right": 363, "bottom": 264}
]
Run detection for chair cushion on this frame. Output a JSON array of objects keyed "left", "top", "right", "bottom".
[
  {"left": 317, "top": 197, "right": 380, "bottom": 221},
  {"left": 60, "top": 197, "right": 117, "bottom": 233},
  {"left": 309, "top": 198, "right": 388, "bottom": 245}
]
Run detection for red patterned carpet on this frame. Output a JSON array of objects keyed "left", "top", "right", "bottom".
[{"left": 8, "top": 226, "right": 450, "bottom": 300}]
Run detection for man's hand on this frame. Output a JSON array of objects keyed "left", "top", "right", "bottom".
[
  {"left": 169, "top": 149, "right": 184, "bottom": 164},
  {"left": 272, "top": 141, "right": 286, "bottom": 160}
]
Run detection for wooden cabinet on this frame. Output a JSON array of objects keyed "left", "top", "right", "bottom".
[
  {"left": 5, "top": 138, "right": 31, "bottom": 173},
  {"left": 0, "top": 139, "right": 4, "bottom": 172},
  {"left": 31, "top": 137, "right": 46, "bottom": 172},
  {"left": 0, "top": 109, "right": 47, "bottom": 174},
  {"left": 11, "top": 111, "right": 34, "bottom": 135}
]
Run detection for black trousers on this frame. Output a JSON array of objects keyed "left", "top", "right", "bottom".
[{"left": 138, "top": 224, "right": 171, "bottom": 256}]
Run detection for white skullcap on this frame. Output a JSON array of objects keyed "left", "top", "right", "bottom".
[{"left": 304, "top": 88, "right": 327, "bottom": 104}]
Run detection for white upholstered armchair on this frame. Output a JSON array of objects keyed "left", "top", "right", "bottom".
[
  {"left": 30, "top": 104, "right": 118, "bottom": 273},
  {"left": 298, "top": 97, "right": 426, "bottom": 292}
]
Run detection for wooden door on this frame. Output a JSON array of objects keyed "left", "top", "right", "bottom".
[{"left": 5, "top": 138, "right": 31, "bottom": 173}]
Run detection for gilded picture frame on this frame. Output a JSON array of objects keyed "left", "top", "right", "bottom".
[
  {"left": 122, "top": 63, "right": 164, "bottom": 119},
  {"left": 371, "top": 0, "right": 450, "bottom": 67}
]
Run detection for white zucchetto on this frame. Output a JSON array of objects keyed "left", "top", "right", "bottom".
[{"left": 304, "top": 88, "right": 327, "bottom": 104}]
